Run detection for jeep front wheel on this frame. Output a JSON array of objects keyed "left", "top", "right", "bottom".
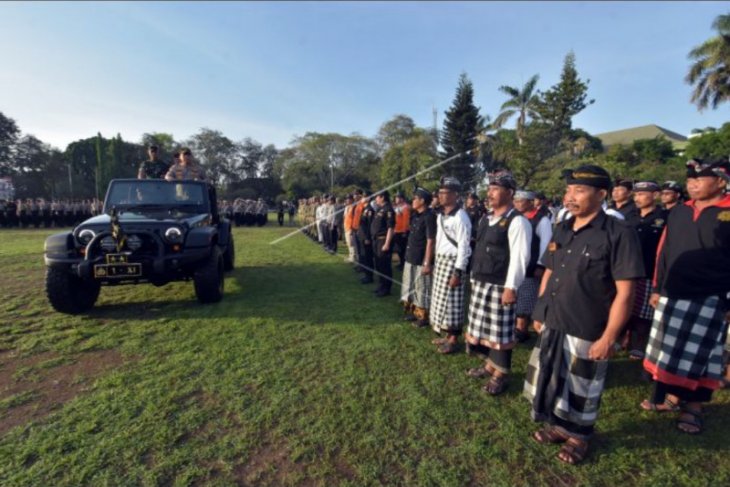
[
  {"left": 193, "top": 246, "right": 224, "bottom": 303},
  {"left": 223, "top": 235, "right": 235, "bottom": 272},
  {"left": 45, "top": 267, "right": 101, "bottom": 314}
]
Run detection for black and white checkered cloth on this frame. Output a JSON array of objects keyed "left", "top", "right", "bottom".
[
  {"left": 631, "top": 278, "right": 654, "bottom": 320},
  {"left": 644, "top": 295, "right": 728, "bottom": 386},
  {"left": 523, "top": 327, "right": 608, "bottom": 431},
  {"left": 516, "top": 277, "right": 539, "bottom": 317},
  {"left": 430, "top": 254, "right": 465, "bottom": 333},
  {"left": 466, "top": 280, "right": 516, "bottom": 348},
  {"left": 400, "top": 262, "right": 432, "bottom": 310}
]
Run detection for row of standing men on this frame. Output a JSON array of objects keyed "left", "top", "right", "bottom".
[
  {"left": 303, "top": 159, "right": 729, "bottom": 465},
  {"left": 0, "top": 199, "right": 101, "bottom": 228}
]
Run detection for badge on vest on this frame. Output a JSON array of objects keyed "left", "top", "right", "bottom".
[
  {"left": 718, "top": 210, "right": 730, "bottom": 222},
  {"left": 499, "top": 219, "right": 508, "bottom": 227},
  {"left": 653, "top": 218, "right": 665, "bottom": 228}
]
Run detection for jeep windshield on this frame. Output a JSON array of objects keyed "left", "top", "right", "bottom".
[{"left": 104, "top": 180, "right": 209, "bottom": 214}]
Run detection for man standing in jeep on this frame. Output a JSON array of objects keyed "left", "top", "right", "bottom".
[{"left": 138, "top": 145, "right": 170, "bottom": 179}]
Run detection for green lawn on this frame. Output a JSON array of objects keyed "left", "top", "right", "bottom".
[{"left": 0, "top": 226, "right": 728, "bottom": 486}]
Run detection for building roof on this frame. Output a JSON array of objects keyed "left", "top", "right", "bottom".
[{"left": 596, "top": 124, "right": 688, "bottom": 149}]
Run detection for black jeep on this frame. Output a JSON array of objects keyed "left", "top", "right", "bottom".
[{"left": 44, "top": 179, "right": 235, "bottom": 314}]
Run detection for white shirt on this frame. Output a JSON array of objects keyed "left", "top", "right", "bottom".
[
  {"left": 485, "top": 208, "right": 532, "bottom": 290},
  {"left": 435, "top": 207, "right": 472, "bottom": 271}
]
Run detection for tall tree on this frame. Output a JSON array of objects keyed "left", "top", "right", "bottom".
[
  {"left": 375, "top": 114, "right": 417, "bottom": 155},
  {"left": 440, "top": 73, "right": 484, "bottom": 188},
  {"left": 379, "top": 128, "right": 439, "bottom": 190},
  {"left": 535, "top": 52, "right": 594, "bottom": 140},
  {"left": 0, "top": 112, "right": 20, "bottom": 176},
  {"left": 687, "top": 13, "right": 730, "bottom": 110},
  {"left": 141, "top": 132, "right": 177, "bottom": 162},
  {"left": 186, "top": 128, "right": 238, "bottom": 187},
  {"left": 493, "top": 74, "right": 540, "bottom": 145}
]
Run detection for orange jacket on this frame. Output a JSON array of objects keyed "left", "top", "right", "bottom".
[
  {"left": 351, "top": 200, "right": 366, "bottom": 230},
  {"left": 394, "top": 203, "right": 411, "bottom": 233},
  {"left": 344, "top": 204, "right": 354, "bottom": 231}
]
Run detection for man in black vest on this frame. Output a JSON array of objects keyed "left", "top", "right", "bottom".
[
  {"left": 624, "top": 181, "right": 667, "bottom": 361},
  {"left": 609, "top": 179, "right": 639, "bottom": 224},
  {"left": 370, "top": 191, "right": 396, "bottom": 297},
  {"left": 465, "top": 172, "right": 531, "bottom": 395},
  {"left": 524, "top": 164, "right": 644, "bottom": 465},
  {"left": 644, "top": 158, "right": 730, "bottom": 434},
  {"left": 660, "top": 180, "right": 683, "bottom": 211},
  {"left": 512, "top": 189, "right": 553, "bottom": 343}
]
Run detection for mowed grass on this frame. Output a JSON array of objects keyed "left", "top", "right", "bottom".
[{"left": 0, "top": 226, "right": 728, "bottom": 487}]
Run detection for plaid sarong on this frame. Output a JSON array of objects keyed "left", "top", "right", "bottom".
[
  {"left": 516, "top": 277, "right": 539, "bottom": 317},
  {"left": 466, "top": 279, "right": 515, "bottom": 349},
  {"left": 524, "top": 327, "right": 608, "bottom": 435},
  {"left": 430, "top": 254, "right": 464, "bottom": 333},
  {"left": 631, "top": 278, "right": 653, "bottom": 320},
  {"left": 644, "top": 295, "right": 728, "bottom": 391},
  {"left": 400, "top": 262, "right": 432, "bottom": 310}
]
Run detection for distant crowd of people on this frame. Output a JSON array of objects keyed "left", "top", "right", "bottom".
[
  {"left": 294, "top": 158, "right": 729, "bottom": 465},
  {"left": 0, "top": 198, "right": 101, "bottom": 228}
]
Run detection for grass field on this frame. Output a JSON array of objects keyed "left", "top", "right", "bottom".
[{"left": 0, "top": 226, "right": 728, "bottom": 486}]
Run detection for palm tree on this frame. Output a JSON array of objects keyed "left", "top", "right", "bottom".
[
  {"left": 686, "top": 13, "right": 730, "bottom": 111},
  {"left": 492, "top": 74, "right": 541, "bottom": 145}
]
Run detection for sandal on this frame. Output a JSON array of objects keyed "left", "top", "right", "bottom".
[
  {"left": 557, "top": 437, "right": 589, "bottom": 465},
  {"left": 640, "top": 398, "right": 680, "bottom": 413},
  {"left": 431, "top": 337, "right": 448, "bottom": 345},
  {"left": 482, "top": 375, "right": 508, "bottom": 395},
  {"left": 437, "top": 341, "right": 459, "bottom": 354},
  {"left": 676, "top": 407, "right": 703, "bottom": 435},
  {"left": 466, "top": 366, "right": 491, "bottom": 379},
  {"left": 532, "top": 425, "right": 568, "bottom": 445}
]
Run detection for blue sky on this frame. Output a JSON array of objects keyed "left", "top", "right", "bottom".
[{"left": 1, "top": 1, "right": 728, "bottom": 150}]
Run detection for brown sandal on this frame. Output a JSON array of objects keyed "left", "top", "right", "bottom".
[
  {"left": 532, "top": 426, "right": 568, "bottom": 444},
  {"left": 640, "top": 398, "right": 680, "bottom": 413},
  {"left": 437, "top": 341, "right": 459, "bottom": 354},
  {"left": 482, "top": 375, "right": 508, "bottom": 395},
  {"left": 466, "top": 366, "right": 491, "bottom": 379},
  {"left": 557, "top": 437, "right": 588, "bottom": 465},
  {"left": 431, "top": 337, "right": 447, "bottom": 345}
]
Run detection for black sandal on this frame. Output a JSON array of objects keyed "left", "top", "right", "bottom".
[{"left": 676, "top": 407, "right": 703, "bottom": 435}]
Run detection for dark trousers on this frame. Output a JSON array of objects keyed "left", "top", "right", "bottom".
[
  {"left": 650, "top": 379, "right": 714, "bottom": 404},
  {"left": 278, "top": 213, "right": 284, "bottom": 226},
  {"left": 329, "top": 226, "right": 338, "bottom": 252},
  {"left": 358, "top": 235, "right": 373, "bottom": 279},
  {"left": 373, "top": 236, "right": 392, "bottom": 293},
  {"left": 394, "top": 232, "right": 408, "bottom": 266}
]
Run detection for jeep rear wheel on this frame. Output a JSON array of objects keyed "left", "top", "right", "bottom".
[
  {"left": 193, "top": 246, "right": 224, "bottom": 303},
  {"left": 223, "top": 235, "right": 235, "bottom": 272},
  {"left": 45, "top": 267, "right": 101, "bottom": 314}
]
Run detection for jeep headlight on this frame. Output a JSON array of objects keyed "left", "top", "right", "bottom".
[
  {"left": 164, "top": 227, "right": 183, "bottom": 244},
  {"left": 77, "top": 229, "right": 96, "bottom": 245}
]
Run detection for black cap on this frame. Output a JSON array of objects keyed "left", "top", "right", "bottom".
[
  {"left": 466, "top": 192, "right": 479, "bottom": 200},
  {"left": 148, "top": 144, "right": 159, "bottom": 151},
  {"left": 488, "top": 171, "right": 517, "bottom": 191},
  {"left": 564, "top": 164, "right": 612, "bottom": 190},
  {"left": 634, "top": 181, "right": 660, "bottom": 193},
  {"left": 413, "top": 187, "right": 432, "bottom": 205},
  {"left": 535, "top": 191, "right": 546, "bottom": 200},
  {"left": 661, "top": 181, "right": 683, "bottom": 192},
  {"left": 439, "top": 176, "right": 461, "bottom": 192},
  {"left": 395, "top": 191, "right": 404, "bottom": 198},
  {"left": 615, "top": 179, "right": 633, "bottom": 191},
  {"left": 686, "top": 158, "right": 730, "bottom": 181}
]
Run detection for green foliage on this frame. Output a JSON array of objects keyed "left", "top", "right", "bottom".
[
  {"left": 535, "top": 51, "right": 594, "bottom": 138},
  {"left": 686, "top": 13, "right": 730, "bottom": 110},
  {"left": 379, "top": 128, "right": 439, "bottom": 193},
  {"left": 493, "top": 74, "right": 541, "bottom": 146},
  {"left": 277, "top": 132, "right": 378, "bottom": 198},
  {"left": 375, "top": 114, "right": 418, "bottom": 154},
  {"left": 683, "top": 122, "right": 730, "bottom": 159},
  {"left": 440, "top": 73, "right": 484, "bottom": 189},
  {"left": 141, "top": 133, "right": 177, "bottom": 162}
]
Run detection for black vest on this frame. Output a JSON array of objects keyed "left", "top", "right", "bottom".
[
  {"left": 470, "top": 209, "right": 520, "bottom": 284},
  {"left": 525, "top": 213, "right": 543, "bottom": 277}
]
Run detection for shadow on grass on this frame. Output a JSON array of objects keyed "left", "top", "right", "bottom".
[{"left": 84, "top": 261, "right": 402, "bottom": 328}]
